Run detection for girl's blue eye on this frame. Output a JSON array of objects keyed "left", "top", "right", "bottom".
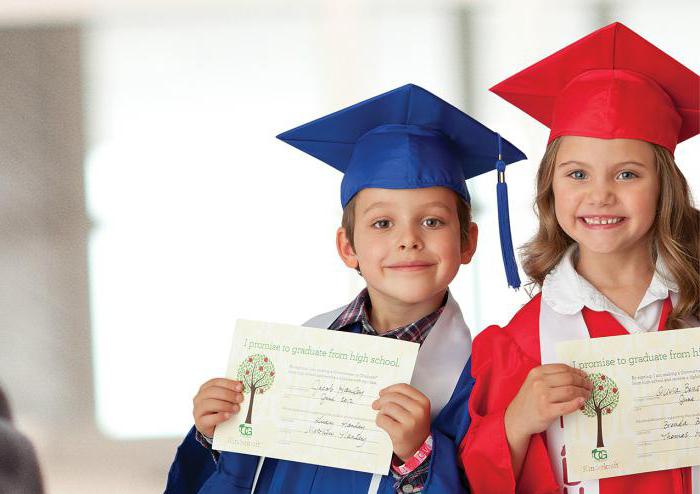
[
  {"left": 372, "top": 219, "right": 391, "bottom": 229},
  {"left": 569, "top": 170, "right": 586, "bottom": 180},
  {"left": 423, "top": 218, "right": 444, "bottom": 228},
  {"left": 617, "top": 171, "right": 637, "bottom": 180}
]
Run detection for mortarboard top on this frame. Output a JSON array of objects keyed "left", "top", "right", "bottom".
[
  {"left": 277, "top": 83, "right": 526, "bottom": 207},
  {"left": 277, "top": 83, "right": 527, "bottom": 288},
  {"left": 491, "top": 22, "right": 700, "bottom": 153}
]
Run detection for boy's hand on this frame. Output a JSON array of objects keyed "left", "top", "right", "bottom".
[
  {"left": 372, "top": 383, "right": 431, "bottom": 462},
  {"left": 505, "top": 364, "right": 592, "bottom": 439},
  {"left": 193, "top": 378, "right": 244, "bottom": 438}
]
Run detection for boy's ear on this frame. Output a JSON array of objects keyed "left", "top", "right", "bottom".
[
  {"left": 460, "top": 222, "right": 479, "bottom": 265},
  {"left": 336, "top": 227, "right": 359, "bottom": 269}
]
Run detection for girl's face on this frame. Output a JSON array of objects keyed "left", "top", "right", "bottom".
[{"left": 552, "top": 136, "right": 659, "bottom": 258}]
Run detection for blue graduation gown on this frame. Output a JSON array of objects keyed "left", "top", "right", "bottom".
[
  {"left": 166, "top": 293, "right": 474, "bottom": 494},
  {"left": 165, "top": 357, "right": 473, "bottom": 493}
]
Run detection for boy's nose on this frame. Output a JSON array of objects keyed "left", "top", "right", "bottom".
[{"left": 397, "top": 228, "right": 423, "bottom": 250}]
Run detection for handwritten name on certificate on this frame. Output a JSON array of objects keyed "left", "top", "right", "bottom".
[
  {"left": 556, "top": 327, "right": 700, "bottom": 481},
  {"left": 212, "top": 319, "right": 420, "bottom": 474}
]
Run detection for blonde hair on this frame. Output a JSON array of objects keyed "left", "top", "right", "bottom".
[
  {"left": 341, "top": 190, "right": 472, "bottom": 251},
  {"left": 521, "top": 138, "right": 700, "bottom": 328}
]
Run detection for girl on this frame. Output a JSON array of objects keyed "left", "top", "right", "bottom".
[{"left": 460, "top": 22, "right": 700, "bottom": 493}]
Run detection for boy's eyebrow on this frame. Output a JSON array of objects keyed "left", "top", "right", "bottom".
[
  {"left": 420, "top": 201, "right": 453, "bottom": 211},
  {"left": 362, "top": 201, "right": 392, "bottom": 215},
  {"left": 361, "top": 200, "right": 453, "bottom": 215}
]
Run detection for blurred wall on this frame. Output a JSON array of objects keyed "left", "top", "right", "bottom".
[
  {"left": 0, "top": 25, "right": 176, "bottom": 493},
  {"left": 0, "top": 26, "right": 91, "bottom": 429}
]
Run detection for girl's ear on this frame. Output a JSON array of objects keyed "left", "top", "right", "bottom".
[
  {"left": 336, "top": 227, "right": 359, "bottom": 269},
  {"left": 461, "top": 222, "right": 479, "bottom": 265}
]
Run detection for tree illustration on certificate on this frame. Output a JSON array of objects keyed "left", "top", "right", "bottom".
[
  {"left": 580, "top": 373, "right": 620, "bottom": 448},
  {"left": 237, "top": 353, "right": 276, "bottom": 425}
]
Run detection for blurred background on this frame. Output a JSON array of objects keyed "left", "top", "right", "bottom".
[{"left": 0, "top": 0, "right": 697, "bottom": 491}]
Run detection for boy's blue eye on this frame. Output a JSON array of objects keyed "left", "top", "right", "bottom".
[
  {"left": 423, "top": 218, "right": 444, "bottom": 228},
  {"left": 569, "top": 170, "right": 586, "bottom": 180},
  {"left": 372, "top": 219, "right": 391, "bottom": 229},
  {"left": 617, "top": 170, "right": 637, "bottom": 180}
]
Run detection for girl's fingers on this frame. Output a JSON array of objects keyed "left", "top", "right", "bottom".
[
  {"left": 556, "top": 397, "right": 587, "bottom": 417},
  {"left": 545, "top": 371, "right": 593, "bottom": 391},
  {"left": 548, "top": 385, "right": 591, "bottom": 404},
  {"left": 540, "top": 364, "right": 588, "bottom": 380}
]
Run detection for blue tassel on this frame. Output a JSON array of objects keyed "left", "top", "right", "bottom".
[{"left": 495, "top": 135, "right": 521, "bottom": 289}]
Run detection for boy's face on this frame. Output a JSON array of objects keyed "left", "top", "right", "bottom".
[{"left": 337, "top": 186, "right": 477, "bottom": 307}]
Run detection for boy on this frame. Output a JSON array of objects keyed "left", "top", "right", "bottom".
[{"left": 165, "top": 84, "right": 526, "bottom": 493}]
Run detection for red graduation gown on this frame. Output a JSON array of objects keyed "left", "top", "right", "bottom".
[{"left": 460, "top": 294, "right": 692, "bottom": 494}]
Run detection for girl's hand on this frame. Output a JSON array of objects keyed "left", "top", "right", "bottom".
[
  {"left": 193, "top": 378, "right": 244, "bottom": 438},
  {"left": 505, "top": 364, "right": 592, "bottom": 439},
  {"left": 372, "top": 383, "right": 431, "bottom": 461}
]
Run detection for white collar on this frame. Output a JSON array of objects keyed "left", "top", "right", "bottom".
[
  {"left": 542, "top": 245, "right": 679, "bottom": 318},
  {"left": 303, "top": 292, "right": 471, "bottom": 421}
]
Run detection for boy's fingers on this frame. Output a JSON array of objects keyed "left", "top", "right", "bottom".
[
  {"left": 195, "top": 387, "right": 243, "bottom": 405},
  {"left": 373, "top": 393, "right": 424, "bottom": 417},
  {"left": 198, "top": 411, "right": 234, "bottom": 431},
  {"left": 379, "top": 383, "right": 409, "bottom": 395},
  {"left": 196, "top": 398, "right": 240, "bottom": 415},
  {"left": 375, "top": 401, "right": 412, "bottom": 425},
  {"left": 375, "top": 412, "right": 400, "bottom": 436},
  {"left": 199, "top": 379, "right": 243, "bottom": 393},
  {"left": 378, "top": 384, "right": 429, "bottom": 405}
]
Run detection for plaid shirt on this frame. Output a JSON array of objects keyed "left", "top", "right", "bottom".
[
  {"left": 329, "top": 288, "right": 446, "bottom": 494},
  {"left": 329, "top": 288, "right": 444, "bottom": 344},
  {"left": 196, "top": 288, "right": 447, "bottom": 493}
]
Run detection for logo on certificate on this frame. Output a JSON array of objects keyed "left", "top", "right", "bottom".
[
  {"left": 239, "top": 423, "right": 253, "bottom": 436},
  {"left": 580, "top": 373, "right": 620, "bottom": 448},
  {"left": 591, "top": 447, "right": 608, "bottom": 461},
  {"left": 237, "top": 353, "right": 276, "bottom": 427}
]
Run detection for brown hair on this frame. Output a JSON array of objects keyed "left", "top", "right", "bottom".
[
  {"left": 341, "top": 190, "right": 472, "bottom": 251},
  {"left": 521, "top": 138, "right": 700, "bottom": 328}
]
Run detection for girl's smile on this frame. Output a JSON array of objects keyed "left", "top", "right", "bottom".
[
  {"left": 553, "top": 136, "right": 659, "bottom": 258},
  {"left": 578, "top": 215, "right": 626, "bottom": 228}
]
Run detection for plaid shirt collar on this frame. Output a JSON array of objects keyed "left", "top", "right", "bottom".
[{"left": 328, "top": 288, "right": 446, "bottom": 344}]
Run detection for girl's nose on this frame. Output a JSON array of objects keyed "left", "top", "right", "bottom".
[{"left": 586, "top": 180, "right": 616, "bottom": 207}]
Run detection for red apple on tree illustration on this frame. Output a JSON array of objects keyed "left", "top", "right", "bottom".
[
  {"left": 580, "top": 373, "right": 620, "bottom": 448},
  {"left": 237, "top": 354, "right": 275, "bottom": 425}
]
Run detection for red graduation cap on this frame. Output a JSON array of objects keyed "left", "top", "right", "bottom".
[{"left": 491, "top": 22, "right": 700, "bottom": 153}]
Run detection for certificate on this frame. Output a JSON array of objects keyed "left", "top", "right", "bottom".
[
  {"left": 556, "top": 327, "right": 700, "bottom": 481},
  {"left": 212, "top": 319, "right": 420, "bottom": 474}
]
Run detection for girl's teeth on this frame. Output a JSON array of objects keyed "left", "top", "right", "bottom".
[{"left": 584, "top": 217, "right": 621, "bottom": 225}]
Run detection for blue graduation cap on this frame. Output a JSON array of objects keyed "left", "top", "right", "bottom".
[{"left": 277, "top": 84, "right": 527, "bottom": 289}]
